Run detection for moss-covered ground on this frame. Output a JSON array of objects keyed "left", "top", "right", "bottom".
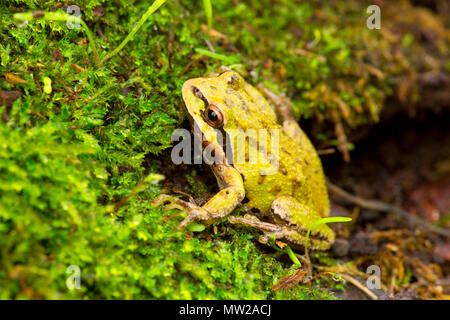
[{"left": 0, "top": 0, "right": 448, "bottom": 299}]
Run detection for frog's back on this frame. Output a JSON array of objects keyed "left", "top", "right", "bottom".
[
  {"left": 231, "top": 82, "right": 329, "bottom": 219},
  {"left": 234, "top": 129, "right": 329, "bottom": 218}
]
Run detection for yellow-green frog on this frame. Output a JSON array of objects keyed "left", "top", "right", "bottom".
[{"left": 175, "top": 70, "right": 334, "bottom": 250}]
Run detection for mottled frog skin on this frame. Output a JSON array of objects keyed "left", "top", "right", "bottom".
[{"left": 179, "top": 70, "right": 334, "bottom": 250}]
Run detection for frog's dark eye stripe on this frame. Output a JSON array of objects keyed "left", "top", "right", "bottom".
[{"left": 192, "top": 86, "right": 209, "bottom": 107}]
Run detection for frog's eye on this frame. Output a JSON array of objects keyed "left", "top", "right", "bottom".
[{"left": 202, "top": 105, "right": 224, "bottom": 128}]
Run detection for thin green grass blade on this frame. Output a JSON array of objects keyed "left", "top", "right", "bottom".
[
  {"left": 195, "top": 48, "right": 239, "bottom": 64},
  {"left": 202, "top": 0, "right": 213, "bottom": 29},
  {"left": 304, "top": 217, "right": 352, "bottom": 274},
  {"left": 305, "top": 217, "right": 352, "bottom": 253},
  {"left": 101, "top": 0, "right": 167, "bottom": 64}
]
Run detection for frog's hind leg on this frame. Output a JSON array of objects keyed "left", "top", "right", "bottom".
[
  {"left": 228, "top": 214, "right": 291, "bottom": 244},
  {"left": 230, "top": 195, "right": 334, "bottom": 250}
]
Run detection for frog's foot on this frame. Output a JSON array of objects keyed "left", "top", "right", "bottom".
[
  {"left": 229, "top": 207, "right": 333, "bottom": 251},
  {"left": 229, "top": 214, "right": 289, "bottom": 245},
  {"left": 152, "top": 194, "right": 209, "bottom": 229},
  {"left": 151, "top": 194, "right": 195, "bottom": 211},
  {"left": 178, "top": 205, "right": 215, "bottom": 229}
]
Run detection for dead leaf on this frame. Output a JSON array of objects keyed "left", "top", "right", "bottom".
[
  {"left": 93, "top": 5, "right": 105, "bottom": 17},
  {"left": 275, "top": 240, "right": 287, "bottom": 249},
  {"left": 52, "top": 48, "right": 63, "bottom": 62},
  {"left": 272, "top": 269, "right": 306, "bottom": 291},
  {"left": 70, "top": 63, "right": 86, "bottom": 72},
  {"left": 0, "top": 90, "right": 21, "bottom": 106},
  {"left": 4, "top": 73, "right": 27, "bottom": 84},
  {"left": 201, "top": 24, "right": 228, "bottom": 40}
]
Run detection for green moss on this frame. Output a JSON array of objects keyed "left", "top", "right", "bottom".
[{"left": 0, "top": 0, "right": 446, "bottom": 299}]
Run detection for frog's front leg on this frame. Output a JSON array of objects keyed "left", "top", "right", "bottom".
[{"left": 179, "top": 163, "right": 245, "bottom": 229}]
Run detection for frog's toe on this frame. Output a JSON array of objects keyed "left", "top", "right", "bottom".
[
  {"left": 178, "top": 206, "right": 211, "bottom": 230},
  {"left": 259, "top": 229, "right": 292, "bottom": 244},
  {"left": 152, "top": 194, "right": 193, "bottom": 211},
  {"left": 229, "top": 214, "right": 282, "bottom": 236},
  {"left": 178, "top": 215, "right": 194, "bottom": 230},
  {"left": 230, "top": 219, "right": 287, "bottom": 245},
  {"left": 258, "top": 232, "right": 273, "bottom": 244}
]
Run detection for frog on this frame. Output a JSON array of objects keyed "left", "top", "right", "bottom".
[{"left": 171, "top": 70, "right": 334, "bottom": 251}]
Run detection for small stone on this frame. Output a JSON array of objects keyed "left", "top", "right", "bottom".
[{"left": 332, "top": 238, "right": 350, "bottom": 257}]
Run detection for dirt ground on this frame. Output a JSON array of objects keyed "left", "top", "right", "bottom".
[{"left": 321, "top": 108, "right": 450, "bottom": 299}]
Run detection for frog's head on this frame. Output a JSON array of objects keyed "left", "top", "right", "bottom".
[{"left": 181, "top": 71, "right": 247, "bottom": 157}]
